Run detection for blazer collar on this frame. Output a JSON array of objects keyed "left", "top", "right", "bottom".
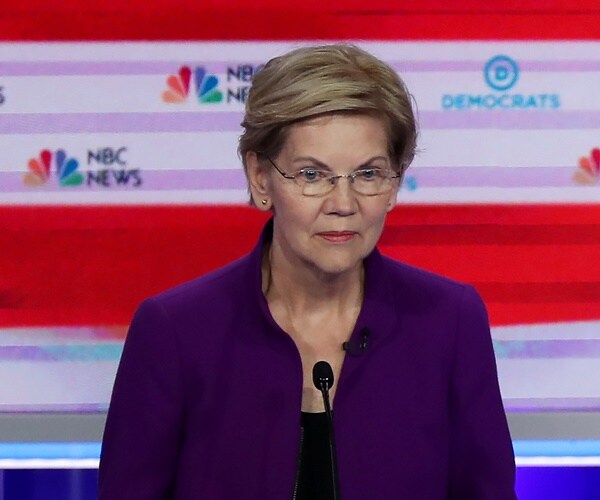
[{"left": 248, "top": 218, "right": 400, "bottom": 351}]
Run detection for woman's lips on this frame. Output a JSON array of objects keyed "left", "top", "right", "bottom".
[{"left": 317, "top": 231, "right": 357, "bottom": 243}]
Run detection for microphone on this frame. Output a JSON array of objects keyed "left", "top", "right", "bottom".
[
  {"left": 313, "top": 360, "right": 334, "bottom": 393},
  {"left": 312, "top": 361, "right": 341, "bottom": 500},
  {"left": 342, "top": 328, "right": 370, "bottom": 356}
]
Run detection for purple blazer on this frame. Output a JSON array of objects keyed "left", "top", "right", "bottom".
[{"left": 99, "top": 221, "right": 516, "bottom": 499}]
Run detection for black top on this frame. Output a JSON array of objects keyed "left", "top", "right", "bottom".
[{"left": 295, "top": 412, "right": 334, "bottom": 499}]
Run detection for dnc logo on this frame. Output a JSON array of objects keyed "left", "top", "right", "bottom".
[
  {"left": 162, "top": 66, "right": 223, "bottom": 104},
  {"left": 24, "top": 149, "right": 84, "bottom": 187},
  {"left": 574, "top": 148, "right": 599, "bottom": 185},
  {"left": 442, "top": 55, "right": 560, "bottom": 110},
  {"left": 484, "top": 55, "right": 519, "bottom": 91}
]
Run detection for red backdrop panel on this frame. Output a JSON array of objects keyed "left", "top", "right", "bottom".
[
  {"left": 1, "top": 204, "right": 598, "bottom": 330},
  {"left": 1, "top": 0, "right": 599, "bottom": 40}
]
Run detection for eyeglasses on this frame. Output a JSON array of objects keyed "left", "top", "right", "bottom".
[{"left": 265, "top": 156, "right": 401, "bottom": 197}]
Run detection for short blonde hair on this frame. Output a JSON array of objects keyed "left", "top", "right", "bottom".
[{"left": 239, "top": 44, "right": 417, "bottom": 200}]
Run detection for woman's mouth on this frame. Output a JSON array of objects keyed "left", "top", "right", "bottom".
[{"left": 317, "top": 231, "right": 357, "bottom": 243}]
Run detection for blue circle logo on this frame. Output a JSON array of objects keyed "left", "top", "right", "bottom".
[{"left": 484, "top": 55, "right": 519, "bottom": 91}]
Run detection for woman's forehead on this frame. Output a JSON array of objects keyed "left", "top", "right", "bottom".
[{"left": 281, "top": 114, "right": 389, "bottom": 157}]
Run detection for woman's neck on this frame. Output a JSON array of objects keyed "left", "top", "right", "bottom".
[{"left": 262, "top": 241, "right": 364, "bottom": 319}]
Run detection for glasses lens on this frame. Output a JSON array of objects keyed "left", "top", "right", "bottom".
[
  {"left": 297, "top": 169, "right": 397, "bottom": 196},
  {"left": 353, "top": 170, "right": 393, "bottom": 195},
  {"left": 302, "top": 178, "right": 330, "bottom": 196}
]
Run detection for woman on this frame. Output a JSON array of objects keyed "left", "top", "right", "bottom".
[{"left": 99, "top": 44, "right": 516, "bottom": 499}]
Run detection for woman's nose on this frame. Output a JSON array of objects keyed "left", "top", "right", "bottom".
[{"left": 324, "top": 176, "right": 358, "bottom": 215}]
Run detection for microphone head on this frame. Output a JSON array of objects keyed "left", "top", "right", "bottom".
[{"left": 312, "top": 360, "right": 334, "bottom": 391}]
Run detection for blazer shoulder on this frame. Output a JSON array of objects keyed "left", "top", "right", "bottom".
[
  {"left": 379, "top": 254, "right": 471, "bottom": 300},
  {"left": 144, "top": 252, "right": 255, "bottom": 317}
]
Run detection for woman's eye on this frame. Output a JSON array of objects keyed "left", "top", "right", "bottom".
[
  {"left": 299, "top": 169, "right": 323, "bottom": 182},
  {"left": 359, "top": 168, "right": 379, "bottom": 180}
]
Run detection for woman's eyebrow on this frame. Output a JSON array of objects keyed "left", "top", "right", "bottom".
[
  {"left": 291, "top": 157, "right": 331, "bottom": 170},
  {"left": 291, "top": 155, "right": 389, "bottom": 170},
  {"left": 357, "top": 156, "right": 389, "bottom": 168}
]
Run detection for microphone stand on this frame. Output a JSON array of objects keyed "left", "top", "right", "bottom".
[{"left": 313, "top": 361, "right": 341, "bottom": 500}]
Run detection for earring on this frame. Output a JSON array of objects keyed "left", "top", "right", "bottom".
[{"left": 261, "top": 199, "right": 268, "bottom": 206}]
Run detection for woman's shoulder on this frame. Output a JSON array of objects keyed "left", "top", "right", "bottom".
[
  {"left": 142, "top": 252, "right": 257, "bottom": 318},
  {"left": 380, "top": 253, "right": 470, "bottom": 294},
  {"left": 376, "top": 252, "right": 484, "bottom": 313}
]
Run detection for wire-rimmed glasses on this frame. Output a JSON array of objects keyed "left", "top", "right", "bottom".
[{"left": 265, "top": 156, "right": 401, "bottom": 197}]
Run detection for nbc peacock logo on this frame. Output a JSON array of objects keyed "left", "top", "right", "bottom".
[
  {"left": 573, "top": 148, "right": 599, "bottom": 185},
  {"left": 24, "top": 149, "right": 84, "bottom": 187},
  {"left": 162, "top": 65, "right": 223, "bottom": 104}
]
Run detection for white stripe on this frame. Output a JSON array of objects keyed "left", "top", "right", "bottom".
[
  {"left": 2, "top": 72, "right": 600, "bottom": 114},
  {"left": 493, "top": 321, "right": 600, "bottom": 341},
  {"left": 0, "top": 327, "right": 126, "bottom": 346},
  {"left": 0, "top": 190, "right": 250, "bottom": 205},
  {"left": 415, "top": 129, "right": 600, "bottom": 168},
  {"left": 0, "top": 361, "right": 116, "bottom": 407},
  {"left": 516, "top": 456, "right": 600, "bottom": 466},
  {"left": 0, "top": 132, "right": 242, "bottom": 172},
  {"left": 497, "top": 359, "right": 600, "bottom": 400},
  {"left": 3, "top": 457, "right": 600, "bottom": 468},
  {"left": 0, "top": 458, "right": 99, "bottom": 469},
  {"left": 1, "top": 75, "right": 246, "bottom": 113},
  {"left": 1, "top": 41, "right": 600, "bottom": 61},
  {"left": 2, "top": 129, "right": 599, "bottom": 172}
]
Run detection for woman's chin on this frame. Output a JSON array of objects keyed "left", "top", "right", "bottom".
[{"left": 303, "top": 256, "right": 363, "bottom": 279}]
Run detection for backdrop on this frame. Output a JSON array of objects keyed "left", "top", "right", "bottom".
[{"left": 0, "top": 2, "right": 599, "bottom": 417}]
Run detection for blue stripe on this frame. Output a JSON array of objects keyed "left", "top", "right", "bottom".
[
  {"left": 513, "top": 440, "right": 600, "bottom": 457},
  {"left": 0, "top": 442, "right": 101, "bottom": 459},
  {"left": 2, "top": 441, "right": 600, "bottom": 460}
]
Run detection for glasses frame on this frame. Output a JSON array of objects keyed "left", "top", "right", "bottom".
[{"left": 264, "top": 155, "right": 402, "bottom": 197}]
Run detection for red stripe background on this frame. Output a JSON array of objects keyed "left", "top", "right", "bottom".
[
  {"left": 1, "top": 205, "right": 598, "bottom": 331},
  {"left": 1, "top": 0, "right": 599, "bottom": 40}
]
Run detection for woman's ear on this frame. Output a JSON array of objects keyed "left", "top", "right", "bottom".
[
  {"left": 246, "top": 151, "right": 272, "bottom": 210},
  {"left": 386, "top": 176, "right": 401, "bottom": 213}
]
